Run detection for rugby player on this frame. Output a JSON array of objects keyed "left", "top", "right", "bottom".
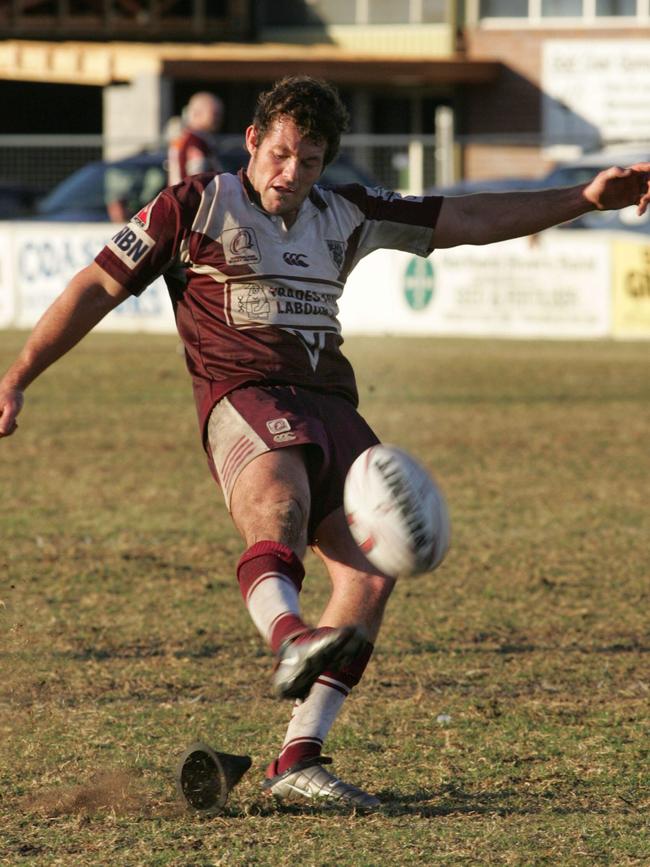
[{"left": 2, "top": 76, "right": 649, "bottom": 810}]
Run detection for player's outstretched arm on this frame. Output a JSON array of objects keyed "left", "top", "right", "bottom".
[
  {"left": 432, "top": 163, "right": 650, "bottom": 249},
  {"left": 0, "top": 262, "right": 130, "bottom": 438}
]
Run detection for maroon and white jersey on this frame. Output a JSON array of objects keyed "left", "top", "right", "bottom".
[{"left": 95, "top": 169, "right": 443, "bottom": 439}]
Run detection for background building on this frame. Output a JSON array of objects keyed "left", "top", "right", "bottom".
[{"left": 0, "top": 0, "right": 649, "bottom": 194}]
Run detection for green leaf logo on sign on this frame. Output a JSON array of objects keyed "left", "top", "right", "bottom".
[{"left": 404, "top": 257, "right": 435, "bottom": 311}]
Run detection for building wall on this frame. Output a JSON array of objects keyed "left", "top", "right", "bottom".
[
  {"left": 260, "top": 24, "right": 456, "bottom": 55},
  {"left": 462, "top": 25, "right": 650, "bottom": 180}
]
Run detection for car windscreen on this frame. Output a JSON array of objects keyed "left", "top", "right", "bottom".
[{"left": 38, "top": 161, "right": 167, "bottom": 217}]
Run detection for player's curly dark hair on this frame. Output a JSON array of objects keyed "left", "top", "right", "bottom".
[{"left": 253, "top": 76, "right": 350, "bottom": 166}]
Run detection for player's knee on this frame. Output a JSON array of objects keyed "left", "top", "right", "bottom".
[
  {"left": 272, "top": 496, "right": 309, "bottom": 547},
  {"left": 243, "top": 494, "right": 308, "bottom": 551}
]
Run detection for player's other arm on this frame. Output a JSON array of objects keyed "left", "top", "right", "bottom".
[
  {"left": 0, "top": 262, "right": 130, "bottom": 437},
  {"left": 432, "top": 164, "right": 650, "bottom": 249}
]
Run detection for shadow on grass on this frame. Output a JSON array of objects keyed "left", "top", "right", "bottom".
[
  {"left": 63, "top": 642, "right": 223, "bottom": 661},
  {"left": 410, "top": 640, "right": 650, "bottom": 656}
]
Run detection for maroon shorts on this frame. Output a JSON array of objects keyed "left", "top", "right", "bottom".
[{"left": 206, "top": 384, "right": 379, "bottom": 539}]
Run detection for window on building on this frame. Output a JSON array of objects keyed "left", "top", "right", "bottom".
[
  {"left": 480, "top": 0, "right": 641, "bottom": 18},
  {"left": 262, "top": 0, "right": 451, "bottom": 26},
  {"left": 260, "top": 1, "right": 314, "bottom": 26},
  {"left": 422, "top": 0, "right": 449, "bottom": 22},
  {"left": 479, "top": 0, "right": 527, "bottom": 15},
  {"left": 368, "top": 0, "right": 411, "bottom": 24},
  {"left": 596, "top": 0, "right": 636, "bottom": 13},
  {"left": 541, "top": 0, "right": 582, "bottom": 14},
  {"left": 19, "top": 0, "right": 57, "bottom": 14},
  {"left": 309, "top": 0, "right": 357, "bottom": 24}
]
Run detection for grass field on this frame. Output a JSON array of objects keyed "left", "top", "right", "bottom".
[{"left": 1, "top": 331, "right": 649, "bottom": 866}]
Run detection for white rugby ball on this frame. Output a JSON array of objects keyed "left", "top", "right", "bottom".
[{"left": 344, "top": 444, "right": 450, "bottom": 578}]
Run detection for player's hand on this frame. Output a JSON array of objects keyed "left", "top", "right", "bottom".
[
  {"left": 582, "top": 163, "right": 650, "bottom": 215},
  {"left": 627, "top": 163, "right": 650, "bottom": 215},
  {"left": 0, "top": 388, "right": 24, "bottom": 437}
]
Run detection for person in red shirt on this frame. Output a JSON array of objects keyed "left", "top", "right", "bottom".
[
  {"left": 167, "top": 91, "right": 224, "bottom": 185},
  {"left": 2, "top": 76, "right": 650, "bottom": 811}
]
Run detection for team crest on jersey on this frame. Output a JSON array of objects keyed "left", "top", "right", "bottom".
[
  {"left": 326, "top": 240, "right": 345, "bottom": 270},
  {"left": 221, "top": 227, "right": 261, "bottom": 265}
]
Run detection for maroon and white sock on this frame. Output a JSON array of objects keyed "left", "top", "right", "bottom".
[
  {"left": 277, "top": 640, "right": 374, "bottom": 773},
  {"left": 236, "top": 541, "right": 307, "bottom": 654}
]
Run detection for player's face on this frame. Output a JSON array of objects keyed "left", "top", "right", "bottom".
[{"left": 245, "top": 117, "right": 326, "bottom": 226}]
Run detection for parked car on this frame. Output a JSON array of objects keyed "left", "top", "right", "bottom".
[
  {"left": 0, "top": 182, "right": 45, "bottom": 219},
  {"left": 538, "top": 146, "right": 650, "bottom": 233},
  {"left": 428, "top": 146, "right": 650, "bottom": 233},
  {"left": 426, "top": 176, "right": 544, "bottom": 196},
  {"left": 33, "top": 142, "right": 378, "bottom": 222}
]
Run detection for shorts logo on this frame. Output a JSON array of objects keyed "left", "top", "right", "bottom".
[
  {"left": 327, "top": 240, "right": 345, "bottom": 271},
  {"left": 266, "top": 418, "right": 291, "bottom": 434},
  {"left": 282, "top": 252, "right": 309, "bottom": 268},
  {"left": 273, "top": 432, "right": 297, "bottom": 443},
  {"left": 222, "top": 227, "right": 261, "bottom": 264},
  {"left": 107, "top": 223, "right": 154, "bottom": 269}
]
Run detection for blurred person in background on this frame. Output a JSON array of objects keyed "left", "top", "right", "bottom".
[
  {"left": 167, "top": 91, "right": 224, "bottom": 185},
  {"left": 1, "top": 76, "right": 649, "bottom": 813}
]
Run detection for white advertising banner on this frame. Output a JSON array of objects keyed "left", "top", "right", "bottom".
[
  {"left": 543, "top": 40, "right": 650, "bottom": 145},
  {"left": 340, "top": 231, "right": 611, "bottom": 339},
  {"left": 0, "top": 227, "right": 15, "bottom": 327},
  {"left": 9, "top": 222, "right": 175, "bottom": 333},
  {"left": 1, "top": 222, "right": 616, "bottom": 340}
]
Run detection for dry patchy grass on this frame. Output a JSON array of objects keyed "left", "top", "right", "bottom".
[{"left": 1, "top": 332, "right": 649, "bottom": 865}]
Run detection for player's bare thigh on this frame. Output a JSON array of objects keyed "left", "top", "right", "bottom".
[
  {"left": 229, "top": 445, "right": 312, "bottom": 558},
  {"left": 312, "top": 506, "right": 395, "bottom": 641}
]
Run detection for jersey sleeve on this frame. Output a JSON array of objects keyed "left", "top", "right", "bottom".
[
  {"left": 95, "top": 187, "right": 184, "bottom": 297},
  {"left": 332, "top": 184, "right": 443, "bottom": 265}
]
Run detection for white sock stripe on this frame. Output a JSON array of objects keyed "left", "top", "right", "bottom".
[
  {"left": 316, "top": 674, "right": 350, "bottom": 695},
  {"left": 280, "top": 737, "right": 323, "bottom": 757},
  {"left": 245, "top": 571, "right": 297, "bottom": 605},
  {"left": 245, "top": 572, "right": 301, "bottom": 643}
]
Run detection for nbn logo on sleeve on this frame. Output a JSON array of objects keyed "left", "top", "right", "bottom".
[{"left": 108, "top": 224, "right": 154, "bottom": 269}]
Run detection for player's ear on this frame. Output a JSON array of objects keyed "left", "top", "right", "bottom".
[{"left": 244, "top": 125, "right": 259, "bottom": 157}]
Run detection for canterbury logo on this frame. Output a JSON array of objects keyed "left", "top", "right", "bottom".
[{"left": 283, "top": 252, "right": 309, "bottom": 267}]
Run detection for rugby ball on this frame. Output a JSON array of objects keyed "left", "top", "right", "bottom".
[{"left": 344, "top": 444, "right": 450, "bottom": 578}]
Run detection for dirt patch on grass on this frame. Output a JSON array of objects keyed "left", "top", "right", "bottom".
[{"left": 23, "top": 768, "right": 146, "bottom": 817}]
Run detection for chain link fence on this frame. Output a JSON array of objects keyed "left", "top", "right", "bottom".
[
  {"left": 0, "top": 131, "right": 551, "bottom": 217},
  {"left": 0, "top": 135, "right": 104, "bottom": 193},
  {"left": 0, "top": 132, "right": 445, "bottom": 198}
]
